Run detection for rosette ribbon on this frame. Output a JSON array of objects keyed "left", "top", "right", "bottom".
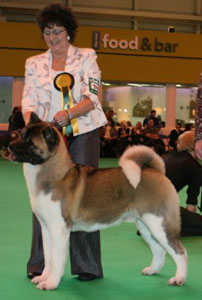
[{"left": 54, "top": 72, "right": 79, "bottom": 135}]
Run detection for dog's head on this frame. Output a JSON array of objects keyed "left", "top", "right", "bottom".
[
  {"left": 9, "top": 112, "right": 60, "bottom": 165},
  {"left": 177, "top": 130, "right": 195, "bottom": 153}
]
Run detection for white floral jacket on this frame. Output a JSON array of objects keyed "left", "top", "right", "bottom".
[{"left": 22, "top": 44, "right": 107, "bottom": 135}]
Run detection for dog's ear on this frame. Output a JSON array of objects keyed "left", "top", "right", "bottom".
[
  {"left": 43, "top": 126, "right": 59, "bottom": 147},
  {"left": 28, "top": 112, "right": 41, "bottom": 125}
]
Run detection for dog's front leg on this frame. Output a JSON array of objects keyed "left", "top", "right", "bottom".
[
  {"left": 36, "top": 225, "right": 70, "bottom": 290},
  {"left": 31, "top": 221, "right": 51, "bottom": 285}
]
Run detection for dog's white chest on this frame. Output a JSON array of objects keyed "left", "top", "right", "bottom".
[
  {"left": 23, "top": 163, "right": 39, "bottom": 197},
  {"left": 23, "top": 164, "right": 64, "bottom": 226}
]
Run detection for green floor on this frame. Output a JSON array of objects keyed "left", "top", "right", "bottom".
[{"left": 1, "top": 157, "right": 202, "bottom": 300}]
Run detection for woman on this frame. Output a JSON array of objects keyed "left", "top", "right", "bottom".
[
  {"left": 101, "top": 119, "right": 118, "bottom": 157},
  {"left": 22, "top": 4, "right": 107, "bottom": 281},
  {"left": 129, "top": 121, "right": 144, "bottom": 145},
  {"left": 117, "top": 120, "right": 130, "bottom": 154}
]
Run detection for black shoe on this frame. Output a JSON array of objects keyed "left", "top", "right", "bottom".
[
  {"left": 77, "top": 273, "right": 98, "bottom": 281},
  {"left": 27, "top": 272, "right": 42, "bottom": 279}
]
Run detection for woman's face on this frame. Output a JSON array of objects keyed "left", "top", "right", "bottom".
[{"left": 43, "top": 24, "right": 69, "bottom": 54}]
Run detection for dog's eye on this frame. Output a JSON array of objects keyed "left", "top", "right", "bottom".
[
  {"left": 21, "top": 132, "right": 31, "bottom": 143},
  {"left": 21, "top": 131, "right": 27, "bottom": 140},
  {"left": 25, "top": 136, "right": 32, "bottom": 143}
]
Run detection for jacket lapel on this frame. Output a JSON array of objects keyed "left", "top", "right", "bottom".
[{"left": 65, "top": 45, "right": 80, "bottom": 76}]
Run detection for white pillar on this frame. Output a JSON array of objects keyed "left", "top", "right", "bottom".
[{"left": 166, "top": 84, "right": 176, "bottom": 130}]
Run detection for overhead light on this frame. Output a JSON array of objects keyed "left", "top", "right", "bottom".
[{"left": 127, "top": 83, "right": 141, "bottom": 86}]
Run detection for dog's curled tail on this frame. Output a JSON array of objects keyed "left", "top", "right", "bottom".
[{"left": 119, "top": 145, "right": 165, "bottom": 189}]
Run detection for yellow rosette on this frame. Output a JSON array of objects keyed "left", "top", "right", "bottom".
[{"left": 54, "top": 72, "right": 79, "bottom": 135}]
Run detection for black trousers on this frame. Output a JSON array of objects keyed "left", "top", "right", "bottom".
[
  {"left": 27, "top": 129, "right": 103, "bottom": 277},
  {"left": 180, "top": 207, "right": 202, "bottom": 236}
]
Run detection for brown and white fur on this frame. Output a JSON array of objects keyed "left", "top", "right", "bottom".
[{"left": 9, "top": 113, "right": 187, "bottom": 290}]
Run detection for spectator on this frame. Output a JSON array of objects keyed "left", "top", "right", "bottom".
[
  {"left": 126, "top": 120, "right": 132, "bottom": 127},
  {"left": 169, "top": 123, "right": 183, "bottom": 151},
  {"left": 184, "top": 123, "right": 194, "bottom": 132},
  {"left": 163, "top": 131, "right": 202, "bottom": 213},
  {"left": 143, "top": 119, "right": 159, "bottom": 140},
  {"left": 129, "top": 121, "right": 144, "bottom": 145},
  {"left": 118, "top": 120, "right": 130, "bottom": 155},
  {"left": 100, "top": 120, "right": 119, "bottom": 157},
  {"left": 105, "top": 109, "right": 115, "bottom": 125},
  {"left": 143, "top": 109, "right": 159, "bottom": 128},
  {"left": 144, "top": 119, "right": 165, "bottom": 155}
]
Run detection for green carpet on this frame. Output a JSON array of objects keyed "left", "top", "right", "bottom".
[{"left": 0, "top": 157, "right": 202, "bottom": 300}]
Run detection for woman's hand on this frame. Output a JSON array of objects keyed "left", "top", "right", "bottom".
[{"left": 53, "top": 110, "right": 69, "bottom": 127}]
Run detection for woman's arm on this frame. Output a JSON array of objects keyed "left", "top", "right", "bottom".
[
  {"left": 54, "top": 49, "right": 102, "bottom": 126},
  {"left": 53, "top": 97, "right": 94, "bottom": 126}
]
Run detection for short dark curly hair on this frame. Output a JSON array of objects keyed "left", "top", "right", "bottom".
[{"left": 37, "top": 4, "right": 78, "bottom": 42}]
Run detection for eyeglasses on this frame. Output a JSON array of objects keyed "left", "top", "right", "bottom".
[{"left": 43, "top": 29, "right": 66, "bottom": 36}]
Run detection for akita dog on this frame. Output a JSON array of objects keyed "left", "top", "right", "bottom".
[{"left": 9, "top": 112, "right": 187, "bottom": 290}]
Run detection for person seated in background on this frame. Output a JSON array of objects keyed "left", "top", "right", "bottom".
[
  {"left": 158, "top": 121, "right": 166, "bottom": 137},
  {"left": 100, "top": 120, "right": 119, "bottom": 157},
  {"left": 143, "top": 118, "right": 159, "bottom": 140},
  {"left": 129, "top": 121, "right": 145, "bottom": 145},
  {"left": 163, "top": 131, "right": 202, "bottom": 213},
  {"left": 143, "top": 109, "right": 159, "bottom": 128},
  {"left": 126, "top": 120, "right": 132, "bottom": 127},
  {"left": 118, "top": 120, "right": 130, "bottom": 155},
  {"left": 169, "top": 123, "right": 183, "bottom": 151},
  {"left": 105, "top": 109, "right": 115, "bottom": 124},
  {"left": 143, "top": 119, "right": 165, "bottom": 155},
  {"left": 184, "top": 123, "right": 194, "bottom": 132}
]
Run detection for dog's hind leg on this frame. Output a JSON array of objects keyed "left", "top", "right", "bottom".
[
  {"left": 136, "top": 219, "right": 166, "bottom": 275},
  {"left": 141, "top": 213, "right": 187, "bottom": 286},
  {"left": 166, "top": 243, "right": 187, "bottom": 286}
]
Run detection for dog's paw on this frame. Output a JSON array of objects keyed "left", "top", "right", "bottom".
[
  {"left": 36, "top": 279, "right": 58, "bottom": 290},
  {"left": 167, "top": 277, "right": 185, "bottom": 286},
  {"left": 142, "top": 267, "right": 158, "bottom": 275},
  {"left": 31, "top": 275, "right": 47, "bottom": 285}
]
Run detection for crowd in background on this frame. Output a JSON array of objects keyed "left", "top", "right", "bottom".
[
  {"left": 0, "top": 106, "right": 195, "bottom": 159},
  {"left": 100, "top": 109, "right": 195, "bottom": 158}
]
